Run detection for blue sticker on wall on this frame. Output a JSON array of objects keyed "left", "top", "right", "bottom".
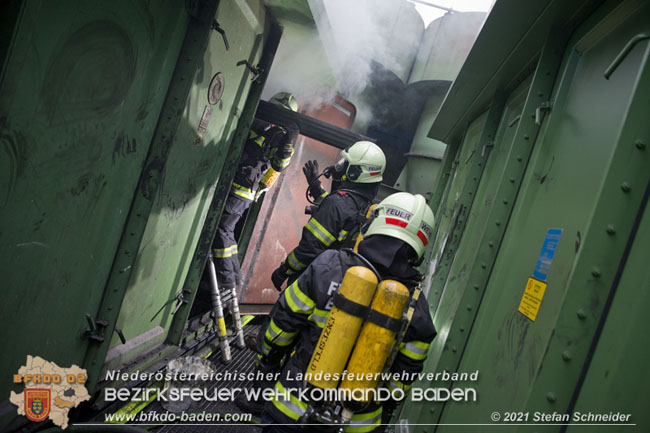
[{"left": 532, "top": 228, "right": 563, "bottom": 282}]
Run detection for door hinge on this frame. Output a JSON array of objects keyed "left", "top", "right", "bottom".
[
  {"left": 84, "top": 313, "right": 108, "bottom": 343},
  {"left": 172, "top": 292, "right": 188, "bottom": 315}
]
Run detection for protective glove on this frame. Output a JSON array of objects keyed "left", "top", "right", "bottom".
[
  {"left": 308, "top": 183, "right": 327, "bottom": 202},
  {"left": 282, "top": 121, "right": 299, "bottom": 135},
  {"left": 304, "top": 160, "right": 328, "bottom": 201},
  {"left": 303, "top": 160, "right": 320, "bottom": 185},
  {"left": 271, "top": 262, "right": 290, "bottom": 291}
]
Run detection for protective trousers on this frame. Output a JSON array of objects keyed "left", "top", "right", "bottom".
[{"left": 213, "top": 194, "right": 252, "bottom": 288}]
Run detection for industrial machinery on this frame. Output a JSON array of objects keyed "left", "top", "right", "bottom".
[{"left": 1, "top": 0, "right": 648, "bottom": 432}]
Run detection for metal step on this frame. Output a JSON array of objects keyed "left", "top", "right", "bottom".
[{"left": 144, "top": 325, "right": 262, "bottom": 432}]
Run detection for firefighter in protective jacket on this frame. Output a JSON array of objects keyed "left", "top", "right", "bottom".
[
  {"left": 213, "top": 92, "right": 299, "bottom": 292},
  {"left": 260, "top": 192, "right": 437, "bottom": 432},
  {"left": 270, "top": 141, "right": 386, "bottom": 290}
]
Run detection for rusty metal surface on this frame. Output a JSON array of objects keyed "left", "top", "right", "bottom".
[{"left": 239, "top": 96, "right": 356, "bottom": 307}]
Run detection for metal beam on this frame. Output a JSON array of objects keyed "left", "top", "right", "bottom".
[{"left": 255, "top": 99, "right": 375, "bottom": 149}]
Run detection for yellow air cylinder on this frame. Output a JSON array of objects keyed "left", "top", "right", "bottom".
[
  {"left": 306, "top": 266, "right": 378, "bottom": 389},
  {"left": 339, "top": 280, "right": 410, "bottom": 400}
]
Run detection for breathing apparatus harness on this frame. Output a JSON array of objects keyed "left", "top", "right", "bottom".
[
  {"left": 299, "top": 248, "right": 422, "bottom": 432},
  {"left": 302, "top": 163, "right": 376, "bottom": 254},
  {"left": 337, "top": 249, "right": 424, "bottom": 387}
]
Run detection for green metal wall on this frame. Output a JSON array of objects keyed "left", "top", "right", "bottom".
[
  {"left": 0, "top": 1, "right": 274, "bottom": 419},
  {"left": 0, "top": 0, "right": 189, "bottom": 400},
  {"left": 426, "top": 75, "right": 532, "bottom": 380},
  {"left": 566, "top": 176, "right": 650, "bottom": 433},
  {"left": 401, "top": 0, "right": 650, "bottom": 430}
]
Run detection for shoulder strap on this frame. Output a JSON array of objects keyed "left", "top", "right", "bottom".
[{"left": 336, "top": 191, "right": 373, "bottom": 241}]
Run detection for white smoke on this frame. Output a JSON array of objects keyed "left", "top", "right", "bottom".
[
  {"left": 262, "top": 24, "right": 339, "bottom": 112},
  {"left": 263, "top": 0, "right": 424, "bottom": 129}
]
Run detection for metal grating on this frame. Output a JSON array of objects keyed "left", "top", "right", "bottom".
[{"left": 150, "top": 326, "right": 262, "bottom": 433}]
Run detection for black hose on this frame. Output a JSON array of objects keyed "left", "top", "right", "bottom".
[
  {"left": 341, "top": 248, "right": 383, "bottom": 282},
  {"left": 305, "top": 172, "right": 328, "bottom": 205}
]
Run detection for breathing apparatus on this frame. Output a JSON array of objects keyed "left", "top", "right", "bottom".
[{"left": 298, "top": 193, "right": 435, "bottom": 430}]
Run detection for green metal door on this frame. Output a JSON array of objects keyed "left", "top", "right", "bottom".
[
  {"left": 425, "top": 111, "right": 488, "bottom": 296},
  {"left": 105, "top": 0, "right": 269, "bottom": 368},
  {"left": 0, "top": 0, "right": 188, "bottom": 400},
  {"left": 400, "top": 74, "right": 533, "bottom": 428},
  {"left": 428, "top": 76, "right": 532, "bottom": 377}
]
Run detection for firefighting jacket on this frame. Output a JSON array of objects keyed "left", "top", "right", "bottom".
[
  {"left": 282, "top": 189, "right": 372, "bottom": 278},
  {"left": 261, "top": 249, "right": 437, "bottom": 432},
  {"left": 230, "top": 118, "right": 298, "bottom": 201}
]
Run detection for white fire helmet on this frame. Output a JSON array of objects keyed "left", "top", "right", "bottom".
[
  {"left": 334, "top": 141, "right": 386, "bottom": 183},
  {"left": 270, "top": 92, "right": 299, "bottom": 112},
  {"left": 364, "top": 192, "right": 435, "bottom": 259}
]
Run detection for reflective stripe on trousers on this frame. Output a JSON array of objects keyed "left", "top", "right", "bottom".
[
  {"left": 232, "top": 182, "right": 255, "bottom": 201},
  {"left": 213, "top": 244, "right": 238, "bottom": 258}
]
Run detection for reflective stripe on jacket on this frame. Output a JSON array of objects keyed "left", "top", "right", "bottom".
[
  {"left": 283, "top": 191, "right": 370, "bottom": 276},
  {"left": 232, "top": 118, "right": 298, "bottom": 195}
]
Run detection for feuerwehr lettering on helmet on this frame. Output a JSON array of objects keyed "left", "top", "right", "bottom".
[{"left": 385, "top": 206, "right": 411, "bottom": 220}]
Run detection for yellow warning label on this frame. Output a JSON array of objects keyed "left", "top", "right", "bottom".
[{"left": 518, "top": 277, "right": 547, "bottom": 321}]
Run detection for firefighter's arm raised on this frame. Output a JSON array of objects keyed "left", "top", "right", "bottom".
[
  {"left": 270, "top": 122, "right": 298, "bottom": 172},
  {"left": 256, "top": 123, "right": 299, "bottom": 202}
]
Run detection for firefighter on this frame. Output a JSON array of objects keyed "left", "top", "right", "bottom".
[
  {"left": 259, "top": 192, "right": 437, "bottom": 432},
  {"left": 213, "top": 92, "right": 299, "bottom": 293},
  {"left": 270, "top": 140, "right": 386, "bottom": 291}
]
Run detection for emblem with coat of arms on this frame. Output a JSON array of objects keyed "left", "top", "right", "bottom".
[{"left": 24, "top": 389, "right": 51, "bottom": 422}]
